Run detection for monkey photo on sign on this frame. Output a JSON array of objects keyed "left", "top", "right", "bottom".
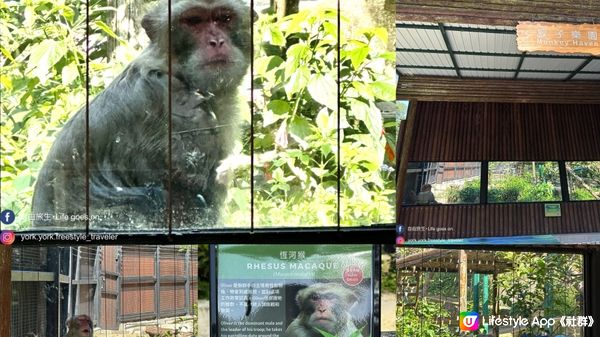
[
  {"left": 65, "top": 314, "right": 93, "bottom": 337},
  {"left": 31, "top": 0, "right": 251, "bottom": 229},
  {"left": 285, "top": 283, "right": 362, "bottom": 337}
]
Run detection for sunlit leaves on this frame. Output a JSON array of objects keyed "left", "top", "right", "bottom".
[
  {"left": 1, "top": 0, "right": 132, "bottom": 229},
  {"left": 307, "top": 74, "right": 337, "bottom": 111},
  {"left": 250, "top": 7, "right": 395, "bottom": 226}
]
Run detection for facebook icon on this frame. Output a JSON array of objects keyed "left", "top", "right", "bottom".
[{"left": 1, "top": 210, "right": 15, "bottom": 225}]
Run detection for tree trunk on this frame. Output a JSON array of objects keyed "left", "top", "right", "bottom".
[{"left": 274, "top": 0, "right": 300, "bottom": 19}]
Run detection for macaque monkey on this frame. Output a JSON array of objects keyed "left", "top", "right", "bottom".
[
  {"left": 65, "top": 314, "right": 93, "bottom": 337},
  {"left": 32, "top": 0, "right": 251, "bottom": 229},
  {"left": 285, "top": 283, "right": 360, "bottom": 337}
]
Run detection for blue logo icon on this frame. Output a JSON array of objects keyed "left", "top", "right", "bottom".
[
  {"left": 1, "top": 210, "right": 15, "bottom": 225},
  {"left": 396, "top": 224, "right": 404, "bottom": 234}
]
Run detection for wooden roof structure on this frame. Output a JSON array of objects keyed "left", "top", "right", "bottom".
[{"left": 396, "top": 249, "right": 513, "bottom": 274}]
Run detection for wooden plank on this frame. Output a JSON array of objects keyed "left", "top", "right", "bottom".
[
  {"left": 397, "top": 0, "right": 600, "bottom": 26},
  {"left": 396, "top": 100, "right": 419, "bottom": 224},
  {"left": 401, "top": 201, "right": 600, "bottom": 239},
  {"left": 458, "top": 250, "right": 468, "bottom": 313},
  {"left": 11, "top": 271, "right": 54, "bottom": 282},
  {"left": 405, "top": 101, "right": 600, "bottom": 162},
  {"left": 397, "top": 76, "right": 600, "bottom": 104}
]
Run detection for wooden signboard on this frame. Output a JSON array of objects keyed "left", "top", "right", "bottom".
[{"left": 517, "top": 21, "right": 600, "bottom": 55}]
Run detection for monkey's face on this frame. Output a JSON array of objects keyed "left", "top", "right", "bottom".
[
  {"left": 296, "top": 283, "right": 358, "bottom": 334},
  {"left": 67, "top": 315, "right": 93, "bottom": 337},
  {"left": 305, "top": 292, "right": 343, "bottom": 332},
  {"left": 173, "top": 1, "right": 250, "bottom": 93}
]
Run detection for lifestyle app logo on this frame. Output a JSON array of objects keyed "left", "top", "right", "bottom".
[{"left": 460, "top": 311, "right": 479, "bottom": 331}]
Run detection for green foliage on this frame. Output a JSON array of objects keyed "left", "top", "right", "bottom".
[
  {"left": 488, "top": 175, "right": 558, "bottom": 203},
  {"left": 487, "top": 162, "right": 560, "bottom": 203},
  {"left": 238, "top": 7, "right": 395, "bottom": 227},
  {"left": 567, "top": 161, "right": 600, "bottom": 200},
  {"left": 198, "top": 244, "right": 210, "bottom": 299},
  {"left": 1, "top": 0, "right": 136, "bottom": 229},
  {"left": 446, "top": 179, "right": 480, "bottom": 203},
  {"left": 2, "top": 3, "right": 395, "bottom": 228},
  {"left": 496, "top": 252, "right": 582, "bottom": 336},
  {"left": 317, "top": 327, "right": 366, "bottom": 337},
  {"left": 397, "top": 300, "right": 454, "bottom": 337}
]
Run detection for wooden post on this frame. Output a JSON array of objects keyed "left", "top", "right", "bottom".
[
  {"left": 584, "top": 250, "right": 600, "bottom": 337},
  {"left": 472, "top": 273, "right": 480, "bottom": 312},
  {"left": 458, "top": 250, "right": 468, "bottom": 313},
  {"left": 0, "top": 245, "right": 11, "bottom": 337},
  {"left": 482, "top": 275, "right": 489, "bottom": 316},
  {"left": 396, "top": 100, "right": 418, "bottom": 225},
  {"left": 274, "top": 0, "right": 299, "bottom": 19},
  {"left": 492, "top": 271, "right": 499, "bottom": 337}
]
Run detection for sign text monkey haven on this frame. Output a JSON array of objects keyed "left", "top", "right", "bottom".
[{"left": 517, "top": 22, "right": 600, "bottom": 55}]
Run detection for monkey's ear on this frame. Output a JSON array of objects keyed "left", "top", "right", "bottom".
[
  {"left": 342, "top": 288, "right": 359, "bottom": 306},
  {"left": 141, "top": 16, "right": 158, "bottom": 42},
  {"left": 295, "top": 288, "right": 307, "bottom": 307}
]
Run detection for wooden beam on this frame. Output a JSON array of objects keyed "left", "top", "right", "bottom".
[
  {"left": 0, "top": 246, "right": 11, "bottom": 337},
  {"left": 458, "top": 249, "right": 468, "bottom": 313},
  {"left": 397, "top": 76, "right": 600, "bottom": 104},
  {"left": 396, "top": 0, "right": 600, "bottom": 26},
  {"left": 396, "top": 100, "right": 418, "bottom": 227},
  {"left": 11, "top": 271, "right": 54, "bottom": 282}
]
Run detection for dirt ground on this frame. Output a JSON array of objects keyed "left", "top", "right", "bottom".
[{"left": 380, "top": 292, "right": 397, "bottom": 332}]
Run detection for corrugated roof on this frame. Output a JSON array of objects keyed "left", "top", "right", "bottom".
[{"left": 396, "top": 21, "right": 600, "bottom": 81}]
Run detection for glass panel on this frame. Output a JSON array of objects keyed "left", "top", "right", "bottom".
[
  {"left": 340, "top": 1, "right": 397, "bottom": 226},
  {"left": 85, "top": 0, "right": 169, "bottom": 230},
  {"left": 173, "top": 1, "right": 253, "bottom": 230},
  {"left": 566, "top": 161, "right": 600, "bottom": 201},
  {"left": 252, "top": 1, "right": 339, "bottom": 227},
  {"left": 488, "top": 162, "right": 561, "bottom": 203},
  {"left": 403, "top": 162, "right": 481, "bottom": 205},
  {"left": 1, "top": 1, "right": 90, "bottom": 230}
]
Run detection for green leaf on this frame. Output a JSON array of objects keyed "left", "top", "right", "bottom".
[
  {"left": 284, "top": 66, "right": 309, "bottom": 99},
  {"left": 370, "top": 80, "right": 395, "bottom": 101},
  {"left": 61, "top": 63, "right": 79, "bottom": 85},
  {"left": 347, "top": 44, "right": 370, "bottom": 69},
  {"left": 267, "top": 100, "right": 291, "bottom": 115},
  {"left": 307, "top": 74, "right": 337, "bottom": 111},
  {"left": 288, "top": 116, "right": 311, "bottom": 148},
  {"left": 282, "top": 10, "right": 310, "bottom": 36},
  {"left": 378, "top": 51, "right": 396, "bottom": 61},
  {"left": 315, "top": 328, "right": 336, "bottom": 337},
  {"left": 254, "top": 56, "right": 284, "bottom": 75},
  {"left": 26, "top": 40, "right": 67, "bottom": 84},
  {"left": 263, "top": 100, "right": 290, "bottom": 127},
  {"left": 231, "top": 188, "right": 250, "bottom": 212},
  {"left": 0, "top": 46, "right": 15, "bottom": 62},
  {"left": 13, "top": 174, "right": 31, "bottom": 193},
  {"left": 268, "top": 26, "right": 286, "bottom": 46},
  {"left": 286, "top": 43, "right": 309, "bottom": 61},
  {"left": 322, "top": 21, "right": 338, "bottom": 40},
  {"left": 94, "top": 20, "right": 127, "bottom": 45},
  {"left": 370, "top": 27, "right": 388, "bottom": 44},
  {"left": 351, "top": 81, "right": 374, "bottom": 101}
]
